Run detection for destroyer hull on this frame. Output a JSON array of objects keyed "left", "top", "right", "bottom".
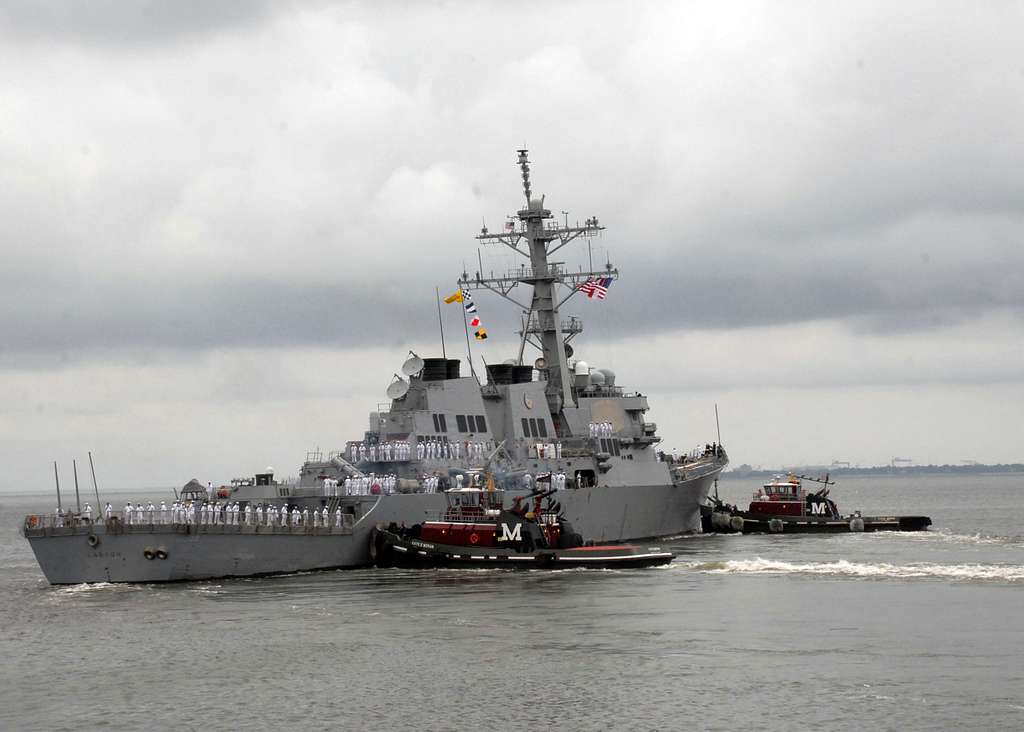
[
  {"left": 25, "top": 468, "right": 719, "bottom": 584},
  {"left": 25, "top": 528, "right": 367, "bottom": 585}
]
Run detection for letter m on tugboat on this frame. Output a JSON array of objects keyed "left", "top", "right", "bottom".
[{"left": 499, "top": 522, "right": 522, "bottom": 542}]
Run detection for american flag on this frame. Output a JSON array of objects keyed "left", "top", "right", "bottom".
[{"left": 579, "top": 276, "right": 613, "bottom": 300}]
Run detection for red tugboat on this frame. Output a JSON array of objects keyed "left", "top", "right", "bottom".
[
  {"left": 371, "top": 476, "right": 674, "bottom": 569},
  {"left": 701, "top": 473, "right": 931, "bottom": 534}
]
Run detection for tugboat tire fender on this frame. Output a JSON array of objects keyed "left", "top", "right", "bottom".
[
  {"left": 87, "top": 534, "right": 100, "bottom": 548},
  {"left": 849, "top": 517, "right": 865, "bottom": 532},
  {"left": 768, "top": 518, "right": 784, "bottom": 533},
  {"left": 729, "top": 516, "right": 745, "bottom": 533}
]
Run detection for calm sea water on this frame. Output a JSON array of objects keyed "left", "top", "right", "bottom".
[{"left": 2, "top": 473, "right": 1022, "bottom": 731}]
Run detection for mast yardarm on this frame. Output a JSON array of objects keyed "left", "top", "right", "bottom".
[{"left": 460, "top": 150, "right": 618, "bottom": 417}]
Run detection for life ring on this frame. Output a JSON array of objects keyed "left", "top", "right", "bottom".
[
  {"left": 87, "top": 534, "right": 100, "bottom": 548},
  {"left": 469, "top": 533, "right": 480, "bottom": 545},
  {"left": 143, "top": 548, "right": 156, "bottom": 560},
  {"left": 27, "top": 515, "right": 39, "bottom": 528},
  {"left": 155, "top": 549, "right": 168, "bottom": 560}
]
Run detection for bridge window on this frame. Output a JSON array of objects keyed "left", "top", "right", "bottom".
[
  {"left": 432, "top": 414, "right": 440, "bottom": 432},
  {"left": 456, "top": 414, "right": 468, "bottom": 432},
  {"left": 536, "top": 419, "right": 548, "bottom": 438},
  {"left": 474, "top": 415, "right": 487, "bottom": 432},
  {"left": 521, "top": 418, "right": 530, "bottom": 437}
]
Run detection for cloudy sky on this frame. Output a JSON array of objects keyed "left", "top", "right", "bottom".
[{"left": 2, "top": 1, "right": 1022, "bottom": 491}]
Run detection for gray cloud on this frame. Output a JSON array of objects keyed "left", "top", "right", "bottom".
[
  {"left": 1, "top": 1, "right": 1023, "bottom": 362},
  {"left": 0, "top": 1, "right": 273, "bottom": 45}
]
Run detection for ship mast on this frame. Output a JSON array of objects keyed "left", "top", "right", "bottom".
[{"left": 459, "top": 149, "right": 618, "bottom": 416}]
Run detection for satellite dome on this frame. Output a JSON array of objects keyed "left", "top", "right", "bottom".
[
  {"left": 597, "top": 368, "right": 616, "bottom": 386},
  {"left": 590, "top": 370, "right": 606, "bottom": 385},
  {"left": 574, "top": 360, "right": 589, "bottom": 376}
]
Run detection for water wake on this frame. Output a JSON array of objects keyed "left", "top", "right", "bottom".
[
  {"left": 678, "top": 557, "right": 1024, "bottom": 581},
  {"left": 876, "top": 529, "right": 1024, "bottom": 548}
]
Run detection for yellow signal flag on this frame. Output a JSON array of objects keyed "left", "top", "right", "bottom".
[
  {"left": 443, "top": 291, "right": 464, "bottom": 304},
  {"left": 474, "top": 328, "right": 488, "bottom": 341}
]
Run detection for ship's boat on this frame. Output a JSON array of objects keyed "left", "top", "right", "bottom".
[
  {"left": 701, "top": 473, "right": 931, "bottom": 534},
  {"left": 372, "top": 480, "right": 674, "bottom": 569}
]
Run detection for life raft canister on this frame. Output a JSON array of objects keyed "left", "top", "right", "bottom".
[
  {"left": 217, "top": 487, "right": 230, "bottom": 499},
  {"left": 27, "top": 515, "right": 39, "bottom": 528}
]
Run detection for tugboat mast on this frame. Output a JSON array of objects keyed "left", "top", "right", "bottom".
[{"left": 460, "top": 149, "right": 618, "bottom": 419}]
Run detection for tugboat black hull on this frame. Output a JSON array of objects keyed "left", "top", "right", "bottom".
[
  {"left": 372, "top": 528, "right": 674, "bottom": 569},
  {"left": 701, "top": 505, "right": 931, "bottom": 534}
]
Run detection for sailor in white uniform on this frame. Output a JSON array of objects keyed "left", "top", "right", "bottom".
[
  {"left": 124, "top": 502, "right": 133, "bottom": 525},
  {"left": 334, "top": 507, "right": 343, "bottom": 528},
  {"left": 321, "top": 506, "right": 329, "bottom": 527},
  {"left": 292, "top": 507, "right": 301, "bottom": 526},
  {"left": 105, "top": 502, "right": 113, "bottom": 521}
]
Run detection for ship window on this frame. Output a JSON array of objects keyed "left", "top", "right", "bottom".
[
  {"left": 611, "top": 439, "right": 621, "bottom": 456},
  {"left": 530, "top": 419, "right": 540, "bottom": 437},
  {"left": 432, "top": 414, "right": 440, "bottom": 432},
  {"left": 438, "top": 414, "right": 448, "bottom": 433},
  {"left": 537, "top": 419, "right": 548, "bottom": 438},
  {"left": 475, "top": 415, "right": 487, "bottom": 432},
  {"left": 456, "top": 414, "right": 468, "bottom": 432},
  {"left": 521, "top": 418, "right": 530, "bottom": 437}
]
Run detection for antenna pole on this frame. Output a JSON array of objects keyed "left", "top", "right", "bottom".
[
  {"left": 435, "top": 287, "right": 447, "bottom": 359},
  {"left": 715, "top": 404, "right": 722, "bottom": 446},
  {"left": 72, "top": 459, "right": 82, "bottom": 514},
  {"left": 88, "top": 451, "right": 102, "bottom": 512},
  {"left": 53, "top": 461, "right": 62, "bottom": 512}
]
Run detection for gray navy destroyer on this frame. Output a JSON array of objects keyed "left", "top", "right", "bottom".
[{"left": 22, "top": 149, "right": 728, "bottom": 583}]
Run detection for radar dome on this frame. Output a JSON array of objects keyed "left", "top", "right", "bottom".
[
  {"left": 597, "top": 368, "right": 616, "bottom": 386},
  {"left": 573, "top": 360, "right": 589, "bottom": 376},
  {"left": 590, "top": 370, "right": 606, "bottom": 386}
]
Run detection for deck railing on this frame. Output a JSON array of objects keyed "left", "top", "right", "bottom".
[{"left": 22, "top": 511, "right": 357, "bottom": 536}]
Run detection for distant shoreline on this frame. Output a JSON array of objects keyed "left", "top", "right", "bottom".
[{"left": 726, "top": 463, "right": 1024, "bottom": 478}]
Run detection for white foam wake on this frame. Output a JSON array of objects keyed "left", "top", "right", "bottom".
[
  {"left": 874, "top": 529, "right": 1024, "bottom": 548},
  {"left": 678, "top": 557, "right": 1024, "bottom": 581}
]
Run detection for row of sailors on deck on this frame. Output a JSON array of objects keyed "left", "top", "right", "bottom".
[
  {"left": 350, "top": 441, "right": 411, "bottom": 463},
  {"left": 522, "top": 472, "right": 569, "bottom": 491},
  {"left": 52, "top": 504, "right": 95, "bottom": 527},
  {"left": 588, "top": 422, "right": 614, "bottom": 438},
  {"left": 322, "top": 474, "right": 398, "bottom": 496},
  {"left": 532, "top": 442, "right": 563, "bottom": 460},
  {"left": 115, "top": 500, "right": 350, "bottom": 528},
  {"left": 349, "top": 439, "right": 494, "bottom": 464}
]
